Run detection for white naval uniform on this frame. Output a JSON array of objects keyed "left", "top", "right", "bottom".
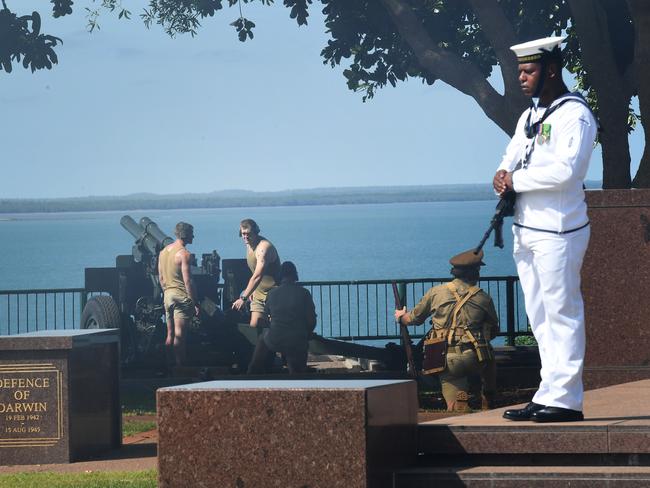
[{"left": 497, "top": 93, "right": 597, "bottom": 411}]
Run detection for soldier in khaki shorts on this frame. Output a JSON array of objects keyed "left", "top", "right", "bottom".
[
  {"left": 158, "top": 222, "right": 199, "bottom": 366},
  {"left": 395, "top": 249, "right": 499, "bottom": 412},
  {"left": 231, "top": 219, "right": 281, "bottom": 328}
]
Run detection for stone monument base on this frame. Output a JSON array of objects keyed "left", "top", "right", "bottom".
[
  {"left": 0, "top": 329, "right": 121, "bottom": 465},
  {"left": 157, "top": 379, "right": 417, "bottom": 488},
  {"left": 583, "top": 190, "right": 650, "bottom": 390}
]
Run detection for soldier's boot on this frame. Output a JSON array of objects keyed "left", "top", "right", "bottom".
[{"left": 453, "top": 391, "right": 470, "bottom": 413}]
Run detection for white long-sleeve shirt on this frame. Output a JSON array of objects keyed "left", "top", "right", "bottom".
[{"left": 497, "top": 94, "right": 597, "bottom": 232}]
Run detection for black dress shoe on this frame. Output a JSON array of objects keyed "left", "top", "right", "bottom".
[
  {"left": 502, "top": 402, "right": 545, "bottom": 421},
  {"left": 531, "top": 407, "right": 584, "bottom": 423}
]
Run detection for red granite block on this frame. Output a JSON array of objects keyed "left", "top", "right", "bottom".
[
  {"left": 608, "top": 418, "right": 650, "bottom": 453},
  {"left": 583, "top": 190, "right": 650, "bottom": 389},
  {"left": 157, "top": 379, "right": 417, "bottom": 488},
  {"left": 418, "top": 424, "right": 608, "bottom": 455},
  {"left": 395, "top": 466, "right": 650, "bottom": 488}
]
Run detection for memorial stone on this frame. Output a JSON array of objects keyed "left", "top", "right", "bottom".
[
  {"left": 0, "top": 329, "right": 121, "bottom": 465},
  {"left": 158, "top": 379, "right": 417, "bottom": 488},
  {"left": 583, "top": 190, "right": 650, "bottom": 389}
]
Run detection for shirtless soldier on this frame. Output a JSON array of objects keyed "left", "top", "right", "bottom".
[
  {"left": 158, "top": 222, "right": 199, "bottom": 366},
  {"left": 231, "top": 219, "right": 281, "bottom": 328}
]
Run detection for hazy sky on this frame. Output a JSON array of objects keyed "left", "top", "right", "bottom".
[{"left": 2, "top": 2, "right": 644, "bottom": 199}]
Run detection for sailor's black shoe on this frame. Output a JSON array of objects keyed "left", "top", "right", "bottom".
[
  {"left": 531, "top": 407, "right": 584, "bottom": 423},
  {"left": 502, "top": 402, "right": 545, "bottom": 421}
]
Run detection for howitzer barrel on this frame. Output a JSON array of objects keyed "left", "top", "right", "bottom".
[
  {"left": 120, "top": 215, "right": 146, "bottom": 241},
  {"left": 120, "top": 215, "right": 172, "bottom": 257},
  {"left": 140, "top": 217, "right": 174, "bottom": 250}
]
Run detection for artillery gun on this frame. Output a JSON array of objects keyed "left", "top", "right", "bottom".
[{"left": 82, "top": 216, "right": 252, "bottom": 372}]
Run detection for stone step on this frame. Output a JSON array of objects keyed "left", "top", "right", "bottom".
[
  {"left": 418, "top": 379, "right": 650, "bottom": 456},
  {"left": 394, "top": 465, "right": 650, "bottom": 487}
]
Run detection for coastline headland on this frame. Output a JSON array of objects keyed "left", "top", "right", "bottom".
[{"left": 0, "top": 181, "right": 602, "bottom": 214}]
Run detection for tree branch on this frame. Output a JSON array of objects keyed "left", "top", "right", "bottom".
[
  {"left": 379, "top": 0, "right": 520, "bottom": 134},
  {"left": 2, "top": 0, "right": 8, "bottom": 11},
  {"left": 465, "top": 0, "right": 525, "bottom": 105}
]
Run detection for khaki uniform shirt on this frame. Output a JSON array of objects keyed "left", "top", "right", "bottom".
[{"left": 407, "top": 278, "right": 499, "bottom": 345}]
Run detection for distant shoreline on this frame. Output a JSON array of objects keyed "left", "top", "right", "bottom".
[{"left": 0, "top": 182, "right": 602, "bottom": 214}]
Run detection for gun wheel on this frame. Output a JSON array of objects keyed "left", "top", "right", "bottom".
[{"left": 81, "top": 295, "right": 121, "bottom": 329}]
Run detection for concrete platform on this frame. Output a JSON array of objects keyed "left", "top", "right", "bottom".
[{"left": 418, "top": 379, "right": 650, "bottom": 455}]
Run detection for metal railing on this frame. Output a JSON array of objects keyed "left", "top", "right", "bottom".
[
  {"left": 301, "top": 276, "right": 529, "bottom": 345},
  {"left": 0, "top": 276, "right": 529, "bottom": 344},
  {"left": 0, "top": 288, "right": 86, "bottom": 336}
]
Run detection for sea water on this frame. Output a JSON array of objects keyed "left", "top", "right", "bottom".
[
  {"left": 0, "top": 201, "right": 524, "bottom": 341},
  {"left": 0, "top": 200, "right": 515, "bottom": 290}
]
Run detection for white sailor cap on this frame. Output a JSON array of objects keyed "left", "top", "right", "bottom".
[{"left": 510, "top": 36, "right": 565, "bottom": 63}]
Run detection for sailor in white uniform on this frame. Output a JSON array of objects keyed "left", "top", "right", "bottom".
[{"left": 494, "top": 36, "right": 598, "bottom": 423}]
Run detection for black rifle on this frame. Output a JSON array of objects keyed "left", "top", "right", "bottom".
[
  {"left": 392, "top": 282, "right": 417, "bottom": 378},
  {"left": 475, "top": 191, "right": 516, "bottom": 252}
]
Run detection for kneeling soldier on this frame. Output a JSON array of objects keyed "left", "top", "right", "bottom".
[{"left": 395, "top": 249, "right": 499, "bottom": 412}]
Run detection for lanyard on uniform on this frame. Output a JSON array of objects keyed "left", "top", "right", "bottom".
[
  {"left": 513, "top": 104, "right": 542, "bottom": 172},
  {"left": 515, "top": 94, "right": 595, "bottom": 172}
]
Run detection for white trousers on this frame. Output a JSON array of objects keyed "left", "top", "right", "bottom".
[{"left": 513, "top": 224, "right": 590, "bottom": 411}]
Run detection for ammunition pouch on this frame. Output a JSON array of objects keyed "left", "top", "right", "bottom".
[
  {"left": 421, "top": 282, "right": 482, "bottom": 376},
  {"left": 464, "top": 329, "right": 493, "bottom": 363},
  {"left": 473, "top": 342, "right": 494, "bottom": 363},
  {"left": 422, "top": 335, "right": 447, "bottom": 375}
]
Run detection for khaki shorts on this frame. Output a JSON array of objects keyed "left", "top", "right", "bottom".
[
  {"left": 249, "top": 293, "right": 266, "bottom": 314},
  {"left": 164, "top": 289, "right": 194, "bottom": 322}
]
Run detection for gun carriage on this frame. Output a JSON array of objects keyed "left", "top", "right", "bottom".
[{"left": 82, "top": 216, "right": 252, "bottom": 371}]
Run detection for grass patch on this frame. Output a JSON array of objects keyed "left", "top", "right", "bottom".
[
  {"left": 0, "top": 470, "right": 156, "bottom": 488},
  {"left": 120, "top": 389, "right": 156, "bottom": 415},
  {"left": 122, "top": 419, "right": 156, "bottom": 438}
]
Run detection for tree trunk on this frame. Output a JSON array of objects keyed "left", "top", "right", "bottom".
[
  {"left": 379, "top": 0, "right": 527, "bottom": 136},
  {"left": 569, "top": 0, "right": 633, "bottom": 188},
  {"left": 628, "top": 0, "right": 650, "bottom": 188}
]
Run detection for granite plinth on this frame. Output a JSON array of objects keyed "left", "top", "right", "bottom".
[
  {"left": 157, "top": 379, "right": 418, "bottom": 488},
  {"left": 0, "top": 329, "right": 121, "bottom": 465},
  {"left": 417, "top": 379, "right": 650, "bottom": 456},
  {"left": 583, "top": 189, "right": 650, "bottom": 389},
  {"left": 394, "top": 380, "right": 650, "bottom": 487},
  {"left": 395, "top": 466, "right": 650, "bottom": 487}
]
